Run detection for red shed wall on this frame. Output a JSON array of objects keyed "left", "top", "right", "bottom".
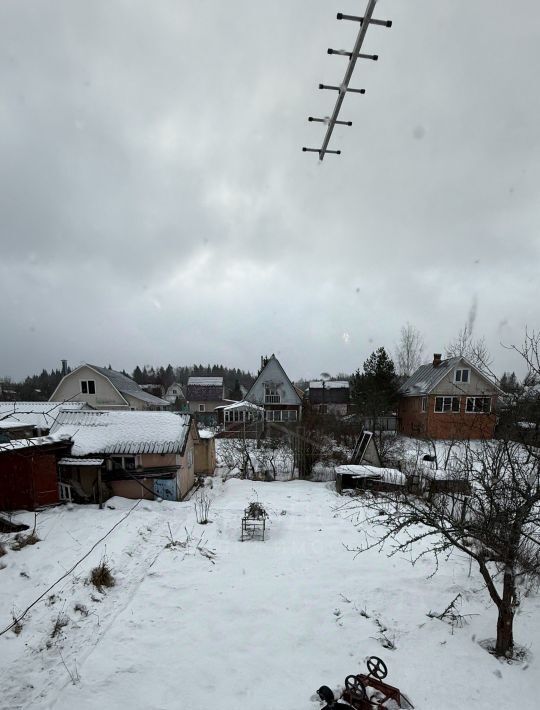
[{"left": 0, "top": 452, "right": 59, "bottom": 511}]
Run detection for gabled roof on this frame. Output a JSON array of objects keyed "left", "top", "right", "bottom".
[
  {"left": 245, "top": 355, "right": 302, "bottom": 406},
  {"left": 399, "top": 357, "right": 502, "bottom": 397},
  {"left": 0, "top": 401, "right": 90, "bottom": 429},
  {"left": 89, "top": 365, "right": 170, "bottom": 406},
  {"left": 50, "top": 410, "right": 192, "bottom": 456}
]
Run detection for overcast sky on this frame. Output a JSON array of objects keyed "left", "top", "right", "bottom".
[{"left": 1, "top": 0, "right": 539, "bottom": 381}]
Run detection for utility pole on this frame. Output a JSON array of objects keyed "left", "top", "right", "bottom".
[{"left": 303, "top": 0, "right": 392, "bottom": 160}]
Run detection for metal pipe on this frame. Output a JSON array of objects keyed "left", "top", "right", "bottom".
[
  {"left": 309, "top": 117, "right": 352, "bottom": 126},
  {"left": 319, "top": 83, "right": 366, "bottom": 94},
  {"left": 328, "top": 49, "right": 378, "bottom": 60},
  {"left": 336, "top": 13, "right": 392, "bottom": 28}
]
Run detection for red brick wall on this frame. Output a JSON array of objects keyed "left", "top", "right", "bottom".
[
  {"left": 398, "top": 396, "right": 428, "bottom": 437},
  {"left": 399, "top": 395, "right": 497, "bottom": 440}
]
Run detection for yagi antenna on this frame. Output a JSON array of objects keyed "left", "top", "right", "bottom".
[{"left": 302, "top": 0, "right": 392, "bottom": 161}]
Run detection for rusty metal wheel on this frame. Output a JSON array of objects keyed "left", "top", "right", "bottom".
[
  {"left": 367, "top": 656, "right": 388, "bottom": 680},
  {"left": 345, "top": 674, "right": 367, "bottom": 699}
]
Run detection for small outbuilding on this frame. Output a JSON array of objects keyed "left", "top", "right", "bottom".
[
  {"left": 335, "top": 464, "right": 406, "bottom": 495},
  {"left": 0, "top": 435, "right": 72, "bottom": 511}
]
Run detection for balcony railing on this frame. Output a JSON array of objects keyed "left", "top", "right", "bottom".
[{"left": 265, "top": 395, "right": 281, "bottom": 404}]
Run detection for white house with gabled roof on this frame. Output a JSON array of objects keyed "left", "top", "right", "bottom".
[
  {"left": 50, "top": 364, "right": 170, "bottom": 411},
  {"left": 245, "top": 355, "right": 302, "bottom": 424}
]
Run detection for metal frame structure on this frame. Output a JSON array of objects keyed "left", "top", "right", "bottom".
[{"left": 303, "top": 0, "right": 392, "bottom": 160}]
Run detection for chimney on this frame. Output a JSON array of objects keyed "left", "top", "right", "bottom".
[
  {"left": 61, "top": 359, "right": 68, "bottom": 376},
  {"left": 433, "top": 353, "right": 442, "bottom": 368}
]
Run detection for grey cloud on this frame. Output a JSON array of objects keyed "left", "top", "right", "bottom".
[{"left": 1, "top": 0, "right": 539, "bottom": 380}]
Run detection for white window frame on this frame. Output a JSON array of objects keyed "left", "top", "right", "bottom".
[
  {"left": 264, "top": 385, "right": 281, "bottom": 404},
  {"left": 198, "top": 404, "right": 205, "bottom": 412},
  {"left": 266, "top": 410, "right": 297, "bottom": 422},
  {"left": 434, "top": 396, "right": 460, "bottom": 413},
  {"left": 466, "top": 396, "right": 491, "bottom": 414},
  {"left": 421, "top": 397, "right": 427, "bottom": 413},
  {"left": 80, "top": 379, "right": 96, "bottom": 395},
  {"left": 454, "top": 369, "right": 470, "bottom": 384}
]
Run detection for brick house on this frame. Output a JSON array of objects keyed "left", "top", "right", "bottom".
[
  {"left": 307, "top": 380, "right": 350, "bottom": 416},
  {"left": 398, "top": 353, "right": 502, "bottom": 440}
]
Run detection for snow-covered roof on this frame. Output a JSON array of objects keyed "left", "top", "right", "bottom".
[
  {"left": 0, "top": 433, "right": 72, "bottom": 454},
  {"left": 309, "top": 380, "right": 349, "bottom": 389},
  {"left": 0, "top": 401, "right": 89, "bottom": 430},
  {"left": 399, "top": 357, "right": 502, "bottom": 397},
  {"left": 398, "top": 358, "right": 462, "bottom": 396},
  {"left": 335, "top": 464, "right": 406, "bottom": 485},
  {"left": 222, "top": 400, "right": 264, "bottom": 411},
  {"left": 0, "top": 420, "right": 34, "bottom": 429},
  {"left": 88, "top": 365, "right": 170, "bottom": 407},
  {"left": 50, "top": 410, "right": 192, "bottom": 456},
  {"left": 58, "top": 457, "right": 104, "bottom": 466},
  {"left": 187, "top": 377, "right": 223, "bottom": 386}
]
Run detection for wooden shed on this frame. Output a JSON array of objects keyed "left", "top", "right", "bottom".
[{"left": 0, "top": 436, "right": 72, "bottom": 511}]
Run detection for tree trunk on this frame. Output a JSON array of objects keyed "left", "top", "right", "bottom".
[{"left": 495, "top": 568, "right": 515, "bottom": 656}]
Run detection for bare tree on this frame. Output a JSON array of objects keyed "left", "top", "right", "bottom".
[
  {"left": 345, "top": 438, "right": 540, "bottom": 657},
  {"left": 508, "top": 328, "right": 540, "bottom": 384},
  {"left": 395, "top": 323, "right": 425, "bottom": 377},
  {"left": 445, "top": 323, "right": 493, "bottom": 370}
]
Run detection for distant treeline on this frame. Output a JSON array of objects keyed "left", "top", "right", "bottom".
[{"left": 131, "top": 364, "right": 255, "bottom": 393}]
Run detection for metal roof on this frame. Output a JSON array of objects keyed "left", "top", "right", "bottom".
[
  {"left": 89, "top": 365, "right": 170, "bottom": 406},
  {"left": 50, "top": 410, "right": 191, "bottom": 456},
  {"left": 398, "top": 358, "right": 461, "bottom": 396}
]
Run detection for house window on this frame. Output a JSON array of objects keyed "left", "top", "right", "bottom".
[
  {"left": 199, "top": 404, "right": 205, "bottom": 412},
  {"left": 111, "top": 456, "right": 136, "bottom": 471},
  {"left": 264, "top": 385, "right": 281, "bottom": 404},
  {"left": 466, "top": 397, "right": 491, "bottom": 414},
  {"left": 172, "top": 389, "right": 177, "bottom": 394},
  {"left": 434, "top": 396, "right": 460, "bottom": 413},
  {"left": 454, "top": 369, "right": 470, "bottom": 384},
  {"left": 421, "top": 397, "right": 427, "bottom": 412},
  {"left": 81, "top": 380, "right": 96, "bottom": 394},
  {"left": 266, "top": 410, "right": 297, "bottom": 422},
  {"left": 319, "top": 404, "right": 328, "bottom": 414}
]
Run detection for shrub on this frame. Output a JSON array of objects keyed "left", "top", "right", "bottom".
[
  {"left": 89, "top": 559, "right": 115, "bottom": 592},
  {"left": 194, "top": 490, "right": 212, "bottom": 524}
]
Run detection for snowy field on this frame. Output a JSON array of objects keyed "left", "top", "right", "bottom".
[{"left": 1, "top": 479, "right": 539, "bottom": 709}]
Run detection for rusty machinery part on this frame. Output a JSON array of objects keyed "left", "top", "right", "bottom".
[
  {"left": 367, "top": 656, "right": 388, "bottom": 680},
  {"left": 344, "top": 675, "right": 367, "bottom": 699}
]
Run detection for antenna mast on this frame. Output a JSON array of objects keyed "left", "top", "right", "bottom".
[{"left": 302, "top": 0, "right": 392, "bottom": 161}]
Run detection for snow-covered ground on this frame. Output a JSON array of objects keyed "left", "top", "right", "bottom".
[{"left": 1, "top": 479, "right": 538, "bottom": 709}]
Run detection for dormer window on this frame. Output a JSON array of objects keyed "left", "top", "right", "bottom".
[
  {"left": 265, "top": 385, "right": 281, "bottom": 404},
  {"left": 81, "top": 380, "right": 96, "bottom": 394},
  {"left": 454, "top": 369, "right": 469, "bottom": 384}
]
